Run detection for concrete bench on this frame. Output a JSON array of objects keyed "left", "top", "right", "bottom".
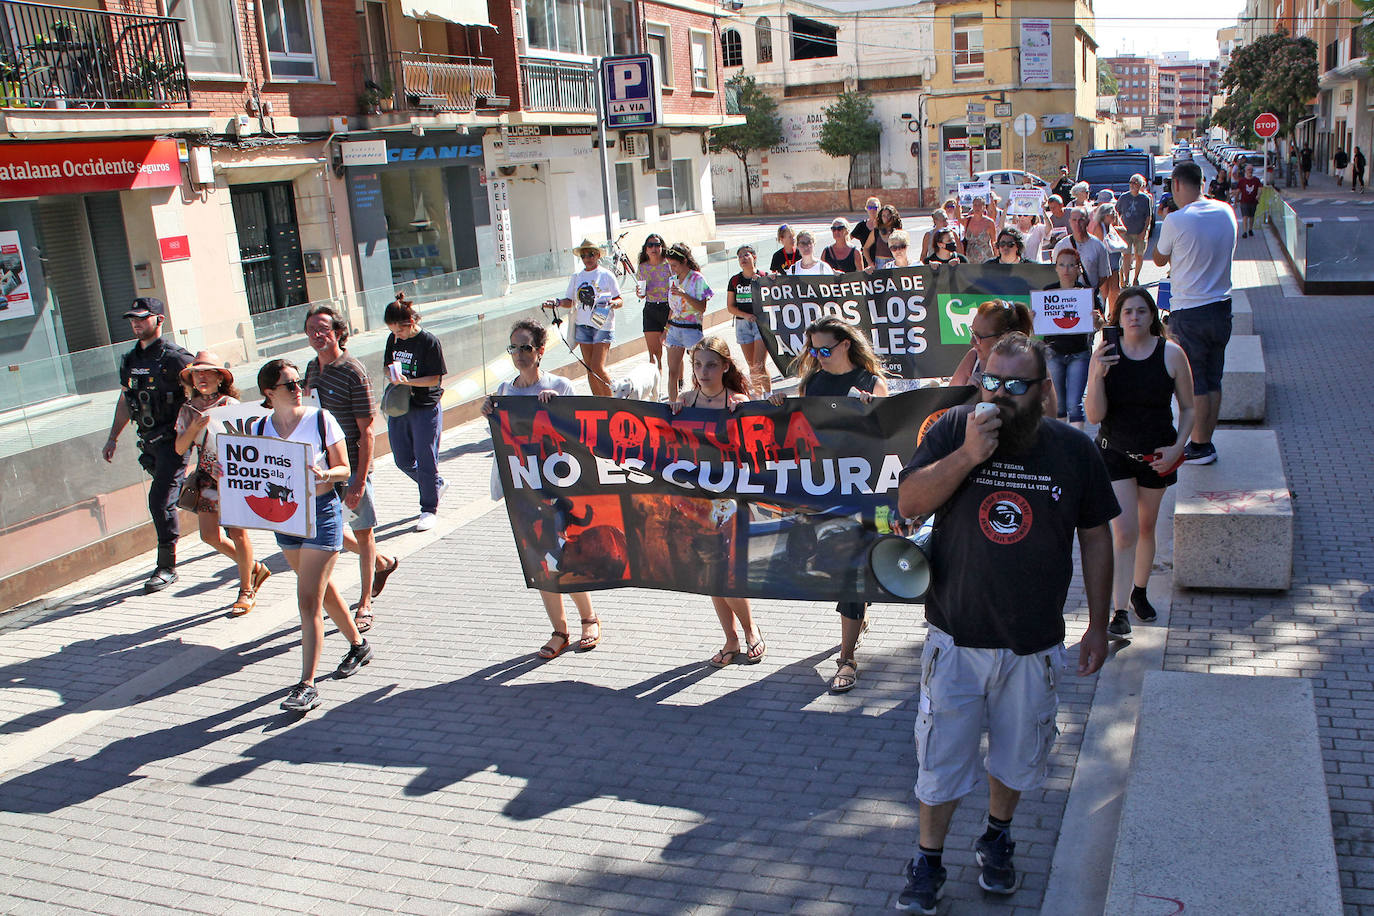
[
  {"left": 1230, "top": 288, "right": 1254, "bottom": 336},
  {"left": 1106, "top": 671, "right": 1340, "bottom": 916},
  {"left": 1218, "top": 334, "right": 1265, "bottom": 422},
  {"left": 1173, "top": 428, "right": 1292, "bottom": 590}
]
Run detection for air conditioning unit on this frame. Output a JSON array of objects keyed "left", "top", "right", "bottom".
[{"left": 621, "top": 132, "right": 649, "bottom": 158}]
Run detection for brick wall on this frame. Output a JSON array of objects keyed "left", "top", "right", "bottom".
[
  {"left": 640, "top": 0, "right": 730, "bottom": 122},
  {"left": 479, "top": 2, "right": 525, "bottom": 110}
]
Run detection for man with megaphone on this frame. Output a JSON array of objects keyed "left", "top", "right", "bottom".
[{"left": 891, "top": 333, "right": 1119, "bottom": 913}]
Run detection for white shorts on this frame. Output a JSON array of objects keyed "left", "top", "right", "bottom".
[{"left": 914, "top": 625, "right": 1063, "bottom": 805}]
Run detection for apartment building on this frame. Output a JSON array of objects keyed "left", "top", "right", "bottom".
[
  {"left": 1158, "top": 57, "right": 1217, "bottom": 135},
  {"left": 1289, "top": 0, "right": 1370, "bottom": 172},
  {"left": 0, "top": 0, "right": 732, "bottom": 413},
  {"left": 1106, "top": 55, "right": 1159, "bottom": 120}
]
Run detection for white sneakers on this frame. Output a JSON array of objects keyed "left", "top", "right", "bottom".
[{"left": 415, "top": 512, "right": 437, "bottom": 532}]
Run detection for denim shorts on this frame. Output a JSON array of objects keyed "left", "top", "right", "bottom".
[
  {"left": 1168, "top": 298, "right": 1232, "bottom": 394},
  {"left": 574, "top": 323, "right": 615, "bottom": 345},
  {"left": 734, "top": 316, "right": 763, "bottom": 345},
  {"left": 665, "top": 322, "right": 704, "bottom": 349},
  {"left": 274, "top": 491, "right": 345, "bottom": 553}
]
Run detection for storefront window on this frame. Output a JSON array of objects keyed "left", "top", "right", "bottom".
[
  {"left": 657, "top": 158, "right": 695, "bottom": 215},
  {"left": 382, "top": 169, "right": 457, "bottom": 285},
  {"left": 615, "top": 162, "right": 637, "bottom": 222}
]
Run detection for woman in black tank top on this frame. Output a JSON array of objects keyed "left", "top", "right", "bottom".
[
  {"left": 770, "top": 317, "right": 889, "bottom": 693},
  {"left": 1084, "top": 286, "right": 1196, "bottom": 638}
]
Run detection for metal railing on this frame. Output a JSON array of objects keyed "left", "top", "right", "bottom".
[
  {"left": 356, "top": 51, "right": 497, "bottom": 114},
  {"left": 0, "top": 0, "right": 191, "bottom": 109},
  {"left": 519, "top": 56, "right": 596, "bottom": 113}
]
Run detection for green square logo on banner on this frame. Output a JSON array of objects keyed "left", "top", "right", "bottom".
[{"left": 936, "top": 294, "right": 1033, "bottom": 346}]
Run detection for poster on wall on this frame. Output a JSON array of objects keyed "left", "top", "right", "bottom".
[
  {"left": 216, "top": 433, "right": 316, "bottom": 538},
  {"left": 0, "top": 230, "right": 34, "bottom": 320},
  {"left": 1020, "top": 19, "right": 1053, "bottom": 84}
]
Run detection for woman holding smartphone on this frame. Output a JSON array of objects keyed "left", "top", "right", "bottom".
[{"left": 1084, "top": 286, "right": 1195, "bottom": 639}]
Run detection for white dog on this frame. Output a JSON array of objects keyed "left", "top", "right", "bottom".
[{"left": 611, "top": 361, "right": 662, "bottom": 402}]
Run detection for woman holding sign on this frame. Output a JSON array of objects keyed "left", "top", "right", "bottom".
[
  {"left": 256, "top": 359, "right": 373, "bottom": 713},
  {"left": 483, "top": 319, "right": 601, "bottom": 658},
  {"left": 673, "top": 335, "right": 765, "bottom": 668},
  {"left": 173, "top": 352, "right": 269, "bottom": 616},
  {"left": 1041, "top": 247, "right": 1101, "bottom": 429},
  {"left": 772, "top": 317, "right": 888, "bottom": 693},
  {"left": 1084, "top": 287, "right": 1194, "bottom": 640}
]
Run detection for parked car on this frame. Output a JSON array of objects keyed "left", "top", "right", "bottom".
[
  {"left": 1173, "top": 144, "right": 1193, "bottom": 162},
  {"left": 973, "top": 169, "right": 1049, "bottom": 190},
  {"left": 1076, "top": 148, "right": 1154, "bottom": 196}
]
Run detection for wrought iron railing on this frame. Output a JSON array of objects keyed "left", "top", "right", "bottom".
[
  {"left": 519, "top": 56, "right": 596, "bottom": 113},
  {"left": 356, "top": 51, "right": 497, "bottom": 114},
  {"left": 0, "top": 0, "right": 191, "bottom": 109}
]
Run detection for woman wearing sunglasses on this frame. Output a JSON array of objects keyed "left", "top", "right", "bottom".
[
  {"left": 789, "top": 229, "right": 840, "bottom": 276},
  {"left": 772, "top": 317, "right": 888, "bottom": 693},
  {"left": 483, "top": 319, "right": 600, "bottom": 658},
  {"left": 922, "top": 228, "right": 967, "bottom": 269},
  {"left": 949, "top": 300, "right": 1056, "bottom": 416},
  {"left": 256, "top": 359, "right": 372, "bottom": 712},
  {"left": 822, "top": 218, "right": 863, "bottom": 272},
  {"left": 961, "top": 196, "right": 998, "bottom": 263},
  {"left": 1084, "top": 286, "right": 1194, "bottom": 640},
  {"left": 636, "top": 234, "right": 672, "bottom": 371},
  {"left": 987, "top": 226, "right": 1031, "bottom": 264}
]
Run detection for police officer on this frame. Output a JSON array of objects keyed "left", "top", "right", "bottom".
[{"left": 102, "top": 298, "right": 194, "bottom": 592}]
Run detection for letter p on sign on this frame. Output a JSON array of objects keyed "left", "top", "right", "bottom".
[{"left": 612, "top": 63, "right": 642, "bottom": 99}]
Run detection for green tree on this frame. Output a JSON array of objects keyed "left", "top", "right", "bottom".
[
  {"left": 1355, "top": 1, "right": 1374, "bottom": 67},
  {"left": 1214, "top": 29, "right": 1318, "bottom": 148},
  {"left": 708, "top": 75, "right": 783, "bottom": 214},
  {"left": 1097, "top": 60, "right": 1118, "bottom": 96},
  {"left": 819, "top": 90, "right": 881, "bottom": 209}
]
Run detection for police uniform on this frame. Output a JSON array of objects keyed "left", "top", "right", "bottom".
[{"left": 117, "top": 312, "right": 193, "bottom": 583}]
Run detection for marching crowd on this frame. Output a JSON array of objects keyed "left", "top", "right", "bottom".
[{"left": 101, "top": 155, "right": 1238, "bottom": 911}]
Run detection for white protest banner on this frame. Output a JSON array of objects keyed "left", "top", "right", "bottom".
[
  {"left": 208, "top": 400, "right": 272, "bottom": 436},
  {"left": 217, "top": 434, "right": 316, "bottom": 537},
  {"left": 1008, "top": 187, "right": 1046, "bottom": 216},
  {"left": 1032, "top": 288, "right": 1095, "bottom": 335},
  {"left": 958, "top": 180, "right": 993, "bottom": 208}
]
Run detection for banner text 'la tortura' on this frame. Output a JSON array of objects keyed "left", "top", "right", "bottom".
[
  {"left": 753, "top": 263, "right": 1057, "bottom": 380},
  {"left": 489, "top": 388, "right": 972, "bottom": 602}
]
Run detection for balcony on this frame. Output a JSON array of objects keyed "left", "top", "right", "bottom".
[
  {"left": 0, "top": 1, "right": 190, "bottom": 109},
  {"left": 519, "top": 57, "right": 595, "bottom": 113},
  {"left": 357, "top": 52, "right": 498, "bottom": 114}
]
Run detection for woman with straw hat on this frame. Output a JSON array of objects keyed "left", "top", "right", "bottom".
[
  {"left": 173, "top": 351, "right": 269, "bottom": 615},
  {"left": 547, "top": 238, "right": 623, "bottom": 398}
]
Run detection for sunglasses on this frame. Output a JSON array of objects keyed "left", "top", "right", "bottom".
[
  {"left": 507, "top": 344, "right": 536, "bottom": 354},
  {"left": 274, "top": 379, "right": 303, "bottom": 392},
  {"left": 832, "top": 226, "right": 846, "bottom": 231},
  {"left": 890, "top": 243, "right": 908, "bottom": 250},
  {"left": 980, "top": 374, "right": 1043, "bottom": 395},
  {"left": 808, "top": 345, "right": 838, "bottom": 358},
  {"left": 866, "top": 205, "right": 879, "bottom": 211},
  {"left": 997, "top": 239, "right": 1018, "bottom": 249},
  {"left": 646, "top": 240, "right": 662, "bottom": 247}
]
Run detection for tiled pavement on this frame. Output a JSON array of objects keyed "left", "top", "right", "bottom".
[{"left": 2, "top": 229, "right": 1368, "bottom": 913}]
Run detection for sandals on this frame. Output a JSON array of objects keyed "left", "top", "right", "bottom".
[
  {"left": 709, "top": 646, "right": 740, "bottom": 668},
  {"left": 354, "top": 609, "right": 375, "bottom": 634},
  {"left": 230, "top": 588, "right": 256, "bottom": 617},
  {"left": 538, "top": 631, "right": 571, "bottom": 660},
  {"left": 577, "top": 617, "right": 601, "bottom": 652},
  {"left": 745, "top": 631, "right": 767, "bottom": 664},
  {"left": 251, "top": 562, "right": 272, "bottom": 593},
  {"left": 831, "top": 657, "right": 859, "bottom": 693},
  {"left": 370, "top": 556, "right": 400, "bottom": 598}
]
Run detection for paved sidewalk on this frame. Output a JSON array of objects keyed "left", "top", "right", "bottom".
[{"left": 0, "top": 337, "right": 1114, "bottom": 913}]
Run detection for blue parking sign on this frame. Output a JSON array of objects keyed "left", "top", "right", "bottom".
[{"left": 601, "top": 55, "right": 659, "bottom": 130}]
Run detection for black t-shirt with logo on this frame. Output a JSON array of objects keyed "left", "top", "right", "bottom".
[
  {"left": 727, "top": 271, "right": 759, "bottom": 316},
  {"left": 901, "top": 404, "right": 1120, "bottom": 655},
  {"left": 384, "top": 328, "right": 447, "bottom": 409}
]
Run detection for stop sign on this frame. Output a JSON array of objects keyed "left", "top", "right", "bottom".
[{"left": 1254, "top": 112, "right": 1280, "bottom": 138}]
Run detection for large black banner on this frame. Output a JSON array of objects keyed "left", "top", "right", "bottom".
[
  {"left": 489, "top": 387, "right": 973, "bottom": 601},
  {"left": 753, "top": 263, "right": 1058, "bottom": 381}
]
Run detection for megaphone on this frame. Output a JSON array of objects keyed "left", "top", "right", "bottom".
[{"left": 868, "top": 520, "right": 934, "bottom": 600}]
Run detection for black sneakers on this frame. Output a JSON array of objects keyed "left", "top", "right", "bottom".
[
  {"left": 896, "top": 856, "right": 946, "bottom": 913},
  {"left": 280, "top": 682, "right": 320, "bottom": 712},
  {"left": 1183, "top": 441, "right": 1218, "bottom": 465},
  {"left": 336, "top": 640, "right": 373, "bottom": 678},
  {"left": 974, "top": 831, "right": 1020, "bottom": 895},
  {"left": 1107, "top": 610, "right": 1133, "bottom": 638},
  {"left": 1131, "top": 590, "right": 1159, "bottom": 622}
]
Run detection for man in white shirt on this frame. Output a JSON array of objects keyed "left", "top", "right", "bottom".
[
  {"left": 1052, "top": 209, "right": 1111, "bottom": 300},
  {"left": 1153, "top": 161, "right": 1238, "bottom": 465}
]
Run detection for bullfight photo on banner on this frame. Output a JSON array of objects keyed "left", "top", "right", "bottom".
[
  {"left": 488, "top": 387, "right": 973, "bottom": 602},
  {"left": 752, "top": 264, "right": 1057, "bottom": 382},
  {"left": 216, "top": 433, "right": 316, "bottom": 537}
]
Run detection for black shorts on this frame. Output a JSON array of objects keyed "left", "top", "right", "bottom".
[
  {"left": 836, "top": 601, "right": 868, "bottom": 621},
  {"left": 1100, "top": 444, "right": 1176, "bottom": 489},
  {"left": 643, "top": 301, "right": 670, "bottom": 333}
]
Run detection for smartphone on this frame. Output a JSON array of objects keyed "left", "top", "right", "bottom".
[{"left": 1102, "top": 325, "right": 1123, "bottom": 351}]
